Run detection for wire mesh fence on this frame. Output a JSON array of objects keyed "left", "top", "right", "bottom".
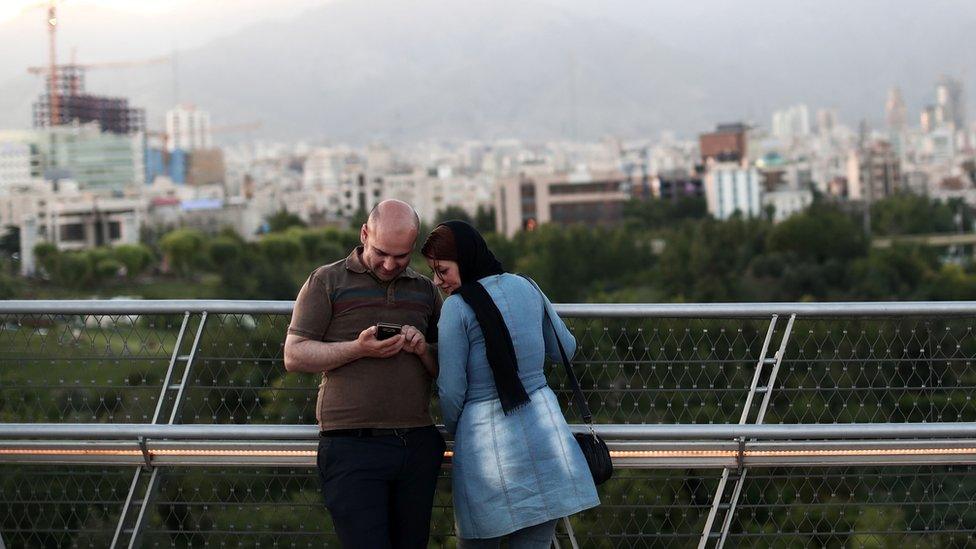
[
  {"left": 4, "top": 465, "right": 976, "bottom": 548},
  {"left": 3, "top": 301, "right": 976, "bottom": 546},
  {"left": 5, "top": 309, "right": 976, "bottom": 426}
]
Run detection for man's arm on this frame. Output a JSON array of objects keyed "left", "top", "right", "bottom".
[{"left": 283, "top": 327, "right": 405, "bottom": 373}]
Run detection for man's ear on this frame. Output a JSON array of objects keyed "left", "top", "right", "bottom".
[{"left": 360, "top": 224, "right": 369, "bottom": 245}]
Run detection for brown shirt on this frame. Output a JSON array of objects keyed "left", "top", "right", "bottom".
[{"left": 287, "top": 247, "right": 442, "bottom": 430}]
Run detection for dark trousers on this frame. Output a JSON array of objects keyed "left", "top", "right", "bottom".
[{"left": 317, "top": 425, "right": 446, "bottom": 548}]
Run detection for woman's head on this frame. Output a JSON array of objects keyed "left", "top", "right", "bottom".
[
  {"left": 422, "top": 224, "right": 462, "bottom": 294},
  {"left": 422, "top": 220, "right": 504, "bottom": 293}
]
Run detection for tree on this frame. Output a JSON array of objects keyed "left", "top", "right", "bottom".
[
  {"left": 0, "top": 225, "right": 19, "bottom": 258},
  {"left": 474, "top": 205, "right": 496, "bottom": 233},
  {"left": 849, "top": 245, "right": 938, "bottom": 299},
  {"left": 349, "top": 206, "right": 370, "bottom": 231},
  {"left": 112, "top": 244, "right": 155, "bottom": 280},
  {"left": 265, "top": 209, "right": 307, "bottom": 233},
  {"left": 258, "top": 233, "right": 303, "bottom": 265},
  {"left": 159, "top": 228, "right": 206, "bottom": 277},
  {"left": 434, "top": 205, "right": 473, "bottom": 226},
  {"left": 57, "top": 251, "right": 95, "bottom": 289},
  {"left": 0, "top": 260, "right": 20, "bottom": 298},
  {"left": 767, "top": 203, "right": 866, "bottom": 263},
  {"left": 33, "top": 242, "right": 60, "bottom": 279},
  {"left": 295, "top": 229, "right": 346, "bottom": 265},
  {"left": 871, "top": 193, "right": 958, "bottom": 236},
  {"left": 208, "top": 236, "right": 252, "bottom": 298},
  {"left": 623, "top": 197, "right": 708, "bottom": 231}
]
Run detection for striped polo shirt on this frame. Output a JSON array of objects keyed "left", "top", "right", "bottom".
[{"left": 288, "top": 247, "right": 443, "bottom": 430}]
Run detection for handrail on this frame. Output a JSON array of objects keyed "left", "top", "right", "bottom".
[
  {"left": 3, "top": 299, "right": 976, "bottom": 316},
  {"left": 4, "top": 422, "right": 976, "bottom": 441}
]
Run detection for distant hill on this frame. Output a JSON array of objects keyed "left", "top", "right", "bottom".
[{"left": 0, "top": 0, "right": 974, "bottom": 143}]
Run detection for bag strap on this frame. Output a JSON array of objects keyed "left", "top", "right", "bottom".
[{"left": 519, "top": 274, "right": 593, "bottom": 425}]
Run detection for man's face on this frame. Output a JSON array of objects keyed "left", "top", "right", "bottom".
[{"left": 360, "top": 223, "right": 416, "bottom": 281}]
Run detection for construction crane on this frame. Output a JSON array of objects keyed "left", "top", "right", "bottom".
[
  {"left": 27, "top": 55, "right": 172, "bottom": 97},
  {"left": 27, "top": 55, "right": 172, "bottom": 75},
  {"left": 19, "top": 0, "right": 66, "bottom": 125},
  {"left": 23, "top": 0, "right": 170, "bottom": 125},
  {"left": 46, "top": 1, "right": 58, "bottom": 126}
]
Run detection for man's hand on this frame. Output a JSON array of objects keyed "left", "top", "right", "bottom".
[
  {"left": 356, "top": 326, "right": 405, "bottom": 358},
  {"left": 401, "top": 325, "right": 428, "bottom": 356}
]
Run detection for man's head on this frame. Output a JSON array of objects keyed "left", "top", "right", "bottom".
[{"left": 360, "top": 199, "right": 421, "bottom": 281}]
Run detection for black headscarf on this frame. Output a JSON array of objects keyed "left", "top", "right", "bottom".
[{"left": 439, "top": 220, "right": 530, "bottom": 414}]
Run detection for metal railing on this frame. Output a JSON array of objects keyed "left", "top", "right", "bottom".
[{"left": 3, "top": 300, "right": 976, "bottom": 547}]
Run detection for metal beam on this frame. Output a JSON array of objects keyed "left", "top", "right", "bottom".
[
  {"left": 8, "top": 422, "right": 976, "bottom": 441},
  {"left": 6, "top": 439, "right": 976, "bottom": 468},
  {"left": 5, "top": 299, "right": 976, "bottom": 317}
]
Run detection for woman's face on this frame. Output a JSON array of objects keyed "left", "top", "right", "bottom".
[{"left": 427, "top": 258, "right": 461, "bottom": 294}]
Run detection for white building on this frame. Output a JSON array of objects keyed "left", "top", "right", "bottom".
[
  {"left": 704, "top": 161, "right": 762, "bottom": 219},
  {"left": 302, "top": 148, "right": 343, "bottom": 216},
  {"left": 381, "top": 168, "right": 493, "bottom": 224},
  {"left": 12, "top": 182, "right": 144, "bottom": 275},
  {"left": 165, "top": 104, "right": 213, "bottom": 152},
  {"left": 772, "top": 104, "right": 811, "bottom": 140},
  {"left": 763, "top": 188, "right": 814, "bottom": 222}
]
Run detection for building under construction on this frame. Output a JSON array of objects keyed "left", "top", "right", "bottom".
[{"left": 32, "top": 65, "right": 145, "bottom": 135}]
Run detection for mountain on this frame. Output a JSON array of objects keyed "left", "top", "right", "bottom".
[{"left": 1, "top": 0, "right": 974, "bottom": 142}]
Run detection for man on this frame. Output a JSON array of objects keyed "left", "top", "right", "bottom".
[{"left": 283, "top": 199, "right": 445, "bottom": 548}]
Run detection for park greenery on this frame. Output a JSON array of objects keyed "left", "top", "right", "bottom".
[
  {"left": 4, "top": 193, "right": 976, "bottom": 546},
  {"left": 2, "top": 193, "right": 976, "bottom": 304}
]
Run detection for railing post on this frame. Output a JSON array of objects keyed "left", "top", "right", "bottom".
[
  {"left": 110, "top": 311, "right": 209, "bottom": 549},
  {"left": 698, "top": 314, "right": 778, "bottom": 548},
  {"left": 699, "top": 313, "right": 797, "bottom": 549},
  {"left": 111, "top": 311, "right": 191, "bottom": 549},
  {"left": 716, "top": 314, "right": 796, "bottom": 549}
]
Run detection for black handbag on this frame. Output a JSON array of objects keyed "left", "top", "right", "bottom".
[{"left": 522, "top": 276, "right": 613, "bottom": 486}]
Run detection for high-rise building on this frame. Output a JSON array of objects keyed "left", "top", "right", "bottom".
[
  {"left": 935, "top": 75, "right": 966, "bottom": 130},
  {"left": 771, "top": 104, "right": 811, "bottom": 139},
  {"left": 885, "top": 87, "right": 907, "bottom": 131},
  {"left": 921, "top": 106, "right": 938, "bottom": 133},
  {"left": 699, "top": 123, "right": 749, "bottom": 163},
  {"left": 32, "top": 66, "right": 145, "bottom": 135},
  {"left": 816, "top": 109, "right": 837, "bottom": 135},
  {"left": 165, "top": 104, "right": 213, "bottom": 152},
  {"left": 846, "top": 141, "right": 902, "bottom": 201},
  {"left": 0, "top": 126, "right": 144, "bottom": 193},
  {"left": 703, "top": 161, "right": 762, "bottom": 220}
]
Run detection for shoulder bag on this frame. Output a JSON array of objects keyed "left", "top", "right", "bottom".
[{"left": 520, "top": 275, "right": 613, "bottom": 486}]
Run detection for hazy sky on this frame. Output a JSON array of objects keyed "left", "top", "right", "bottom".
[
  {"left": 0, "top": 0, "right": 326, "bottom": 77},
  {"left": 0, "top": 1, "right": 193, "bottom": 23}
]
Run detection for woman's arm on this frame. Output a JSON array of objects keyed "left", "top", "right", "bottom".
[{"left": 436, "top": 298, "right": 469, "bottom": 435}]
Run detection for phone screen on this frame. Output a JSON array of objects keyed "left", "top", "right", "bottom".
[{"left": 376, "top": 323, "right": 401, "bottom": 340}]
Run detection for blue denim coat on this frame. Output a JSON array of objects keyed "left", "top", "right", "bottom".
[{"left": 437, "top": 273, "right": 600, "bottom": 539}]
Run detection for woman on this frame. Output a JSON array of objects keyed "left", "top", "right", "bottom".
[{"left": 421, "top": 220, "right": 599, "bottom": 548}]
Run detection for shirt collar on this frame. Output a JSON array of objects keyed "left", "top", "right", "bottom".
[{"left": 344, "top": 246, "right": 420, "bottom": 280}]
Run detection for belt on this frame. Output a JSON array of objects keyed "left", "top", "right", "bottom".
[{"left": 319, "top": 426, "right": 429, "bottom": 438}]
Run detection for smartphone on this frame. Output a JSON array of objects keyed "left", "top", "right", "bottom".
[{"left": 376, "top": 322, "right": 402, "bottom": 340}]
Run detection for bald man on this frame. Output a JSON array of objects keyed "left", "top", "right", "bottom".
[{"left": 284, "top": 200, "right": 445, "bottom": 548}]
